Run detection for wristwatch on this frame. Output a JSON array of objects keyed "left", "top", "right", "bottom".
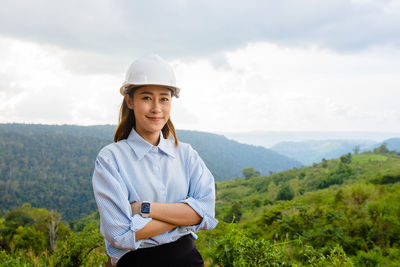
[{"left": 140, "top": 201, "right": 151, "bottom": 218}]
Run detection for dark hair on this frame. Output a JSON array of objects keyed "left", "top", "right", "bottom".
[{"left": 114, "top": 87, "right": 179, "bottom": 146}]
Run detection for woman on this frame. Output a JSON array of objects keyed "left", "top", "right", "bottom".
[{"left": 92, "top": 55, "right": 218, "bottom": 267}]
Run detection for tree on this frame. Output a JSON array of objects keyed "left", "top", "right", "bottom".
[
  {"left": 373, "top": 143, "right": 389, "bottom": 154},
  {"left": 39, "top": 210, "right": 62, "bottom": 251},
  {"left": 353, "top": 145, "right": 360, "bottom": 154},
  {"left": 242, "top": 167, "right": 255, "bottom": 179},
  {"left": 340, "top": 153, "right": 352, "bottom": 164},
  {"left": 53, "top": 223, "right": 106, "bottom": 266},
  {"left": 267, "top": 182, "right": 279, "bottom": 201},
  {"left": 223, "top": 202, "right": 242, "bottom": 223},
  {"left": 11, "top": 226, "right": 47, "bottom": 254},
  {"left": 321, "top": 158, "right": 328, "bottom": 168},
  {"left": 277, "top": 184, "right": 294, "bottom": 201}
]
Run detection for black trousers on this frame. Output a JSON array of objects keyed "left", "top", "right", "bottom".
[{"left": 116, "top": 235, "right": 204, "bottom": 267}]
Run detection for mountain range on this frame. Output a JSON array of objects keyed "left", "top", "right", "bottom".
[{"left": 270, "top": 138, "right": 400, "bottom": 165}]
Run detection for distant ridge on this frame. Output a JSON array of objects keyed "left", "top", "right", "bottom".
[
  {"left": 0, "top": 123, "right": 301, "bottom": 220},
  {"left": 0, "top": 123, "right": 302, "bottom": 179},
  {"left": 271, "top": 139, "right": 375, "bottom": 165}
]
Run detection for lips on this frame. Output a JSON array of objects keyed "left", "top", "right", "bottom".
[{"left": 146, "top": 116, "right": 164, "bottom": 121}]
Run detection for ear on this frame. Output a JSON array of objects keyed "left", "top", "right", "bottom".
[{"left": 124, "top": 94, "right": 134, "bottom": 110}]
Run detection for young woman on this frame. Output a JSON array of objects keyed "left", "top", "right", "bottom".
[{"left": 92, "top": 55, "right": 218, "bottom": 267}]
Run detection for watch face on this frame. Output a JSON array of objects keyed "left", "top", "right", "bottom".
[{"left": 141, "top": 202, "right": 150, "bottom": 214}]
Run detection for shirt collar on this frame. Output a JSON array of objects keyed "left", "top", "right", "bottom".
[{"left": 126, "top": 128, "right": 176, "bottom": 160}]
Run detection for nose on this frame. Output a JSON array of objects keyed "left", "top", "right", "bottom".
[{"left": 150, "top": 99, "right": 161, "bottom": 113}]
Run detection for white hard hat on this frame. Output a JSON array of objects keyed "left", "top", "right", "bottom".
[{"left": 120, "top": 54, "right": 180, "bottom": 97}]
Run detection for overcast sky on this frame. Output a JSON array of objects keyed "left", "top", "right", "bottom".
[{"left": 1, "top": 0, "right": 400, "bottom": 133}]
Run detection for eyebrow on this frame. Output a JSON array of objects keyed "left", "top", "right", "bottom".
[{"left": 139, "top": 91, "right": 171, "bottom": 96}]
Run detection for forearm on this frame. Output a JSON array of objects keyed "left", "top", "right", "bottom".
[
  {"left": 135, "top": 219, "right": 176, "bottom": 240},
  {"left": 151, "top": 203, "right": 202, "bottom": 226},
  {"left": 131, "top": 202, "right": 202, "bottom": 226}
]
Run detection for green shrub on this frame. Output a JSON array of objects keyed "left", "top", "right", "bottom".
[
  {"left": 355, "top": 247, "right": 382, "bottom": 267},
  {"left": 209, "top": 223, "right": 288, "bottom": 266}
]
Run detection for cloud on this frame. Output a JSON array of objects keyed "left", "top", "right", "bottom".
[
  {"left": 0, "top": 19, "right": 399, "bottom": 132},
  {"left": 173, "top": 42, "right": 400, "bottom": 132},
  {"left": 0, "top": 36, "right": 122, "bottom": 125},
  {"left": 1, "top": 0, "right": 399, "bottom": 62}
]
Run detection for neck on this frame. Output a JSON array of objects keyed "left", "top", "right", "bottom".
[{"left": 136, "top": 129, "right": 160, "bottom": 146}]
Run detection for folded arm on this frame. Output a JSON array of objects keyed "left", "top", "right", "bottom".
[
  {"left": 135, "top": 219, "right": 176, "bottom": 240},
  {"left": 131, "top": 145, "right": 218, "bottom": 231},
  {"left": 93, "top": 150, "right": 177, "bottom": 249},
  {"left": 131, "top": 202, "right": 202, "bottom": 226}
]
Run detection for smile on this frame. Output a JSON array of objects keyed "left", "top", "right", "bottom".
[{"left": 146, "top": 116, "right": 164, "bottom": 121}]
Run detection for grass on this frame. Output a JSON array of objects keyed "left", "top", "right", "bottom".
[{"left": 352, "top": 153, "right": 389, "bottom": 163}]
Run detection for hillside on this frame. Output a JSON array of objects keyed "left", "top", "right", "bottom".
[
  {"left": 178, "top": 130, "right": 302, "bottom": 179},
  {"left": 0, "top": 123, "right": 301, "bottom": 220},
  {"left": 206, "top": 152, "right": 400, "bottom": 266},
  {"left": 1, "top": 151, "right": 399, "bottom": 266}
]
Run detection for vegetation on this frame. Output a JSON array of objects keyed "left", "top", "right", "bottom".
[
  {"left": 211, "top": 151, "right": 400, "bottom": 266},
  {"left": 1, "top": 123, "right": 400, "bottom": 266},
  {"left": 1, "top": 151, "right": 400, "bottom": 266},
  {"left": 0, "top": 130, "right": 107, "bottom": 220},
  {"left": 0, "top": 124, "right": 302, "bottom": 221},
  {"left": 0, "top": 204, "right": 106, "bottom": 267}
]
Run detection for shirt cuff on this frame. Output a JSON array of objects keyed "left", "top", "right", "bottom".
[
  {"left": 111, "top": 214, "right": 152, "bottom": 250},
  {"left": 180, "top": 197, "right": 218, "bottom": 231}
]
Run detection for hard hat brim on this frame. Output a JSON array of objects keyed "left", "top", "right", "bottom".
[{"left": 120, "top": 83, "right": 180, "bottom": 98}]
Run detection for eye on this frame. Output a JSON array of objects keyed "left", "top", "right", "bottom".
[
  {"left": 161, "top": 97, "right": 170, "bottom": 102},
  {"left": 142, "top": 96, "right": 151, "bottom": 100}
]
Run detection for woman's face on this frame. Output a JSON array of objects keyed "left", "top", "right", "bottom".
[{"left": 125, "top": 85, "right": 172, "bottom": 140}]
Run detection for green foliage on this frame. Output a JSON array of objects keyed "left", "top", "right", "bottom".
[
  {"left": 69, "top": 211, "right": 100, "bottom": 233},
  {"left": 213, "top": 153, "right": 400, "bottom": 266},
  {"left": 277, "top": 184, "right": 294, "bottom": 201},
  {"left": 355, "top": 247, "right": 383, "bottom": 267},
  {"left": 305, "top": 244, "right": 353, "bottom": 267},
  {"left": 317, "top": 162, "right": 353, "bottom": 189},
  {"left": 178, "top": 130, "right": 302, "bottom": 180},
  {"left": 242, "top": 167, "right": 255, "bottom": 179},
  {"left": 196, "top": 222, "right": 354, "bottom": 266},
  {"left": 321, "top": 158, "right": 328, "bottom": 168},
  {"left": 373, "top": 143, "right": 390, "bottom": 154},
  {"left": 0, "top": 250, "right": 52, "bottom": 267},
  {"left": 208, "top": 223, "right": 288, "bottom": 266},
  {"left": 0, "top": 130, "right": 106, "bottom": 220},
  {"left": 0, "top": 206, "right": 106, "bottom": 266},
  {"left": 340, "top": 153, "right": 352, "bottom": 164},
  {"left": 12, "top": 226, "right": 47, "bottom": 254},
  {"left": 371, "top": 172, "right": 400, "bottom": 185},
  {"left": 223, "top": 202, "right": 242, "bottom": 223},
  {"left": 242, "top": 167, "right": 260, "bottom": 179},
  {"left": 53, "top": 223, "right": 107, "bottom": 267},
  {"left": 1, "top": 204, "right": 71, "bottom": 253}
]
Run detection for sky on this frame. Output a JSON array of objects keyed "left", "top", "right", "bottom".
[{"left": 1, "top": 0, "right": 400, "bottom": 134}]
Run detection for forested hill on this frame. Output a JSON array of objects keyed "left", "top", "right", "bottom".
[
  {"left": 209, "top": 152, "right": 400, "bottom": 266},
  {"left": 0, "top": 123, "right": 301, "bottom": 220},
  {"left": 0, "top": 123, "right": 301, "bottom": 179},
  {"left": 177, "top": 130, "right": 302, "bottom": 179}
]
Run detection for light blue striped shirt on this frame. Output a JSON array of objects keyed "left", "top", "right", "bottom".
[{"left": 92, "top": 128, "right": 218, "bottom": 263}]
